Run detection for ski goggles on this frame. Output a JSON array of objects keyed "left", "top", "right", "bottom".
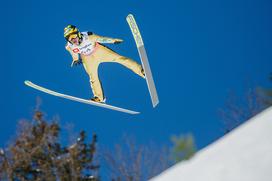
[{"left": 68, "top": 33, "right": 78, "bottom": 41}]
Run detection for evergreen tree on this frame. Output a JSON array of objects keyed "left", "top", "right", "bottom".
[
  {"left": 170, "top": 133, "right": 196, "bottom": 163},
  {"left": 0, "top": 111, "right": 100, "bottom": 181}
]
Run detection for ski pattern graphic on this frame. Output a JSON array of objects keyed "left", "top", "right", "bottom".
[{"left": 126, "top": 14, "right": 159, "bottom": 107}]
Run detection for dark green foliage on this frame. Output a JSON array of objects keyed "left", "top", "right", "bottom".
[
  {"left": 170, "top": 133, "right": 196, "bottom": 163},
  {"left": 0, "top": 111, "right": 100, "bottom": 181},
  {"left": 257, "top": 86, "right": 272, "bottom": 107},
  {"left": 258, "top": 73, "right": 272, "bottom": 105}
]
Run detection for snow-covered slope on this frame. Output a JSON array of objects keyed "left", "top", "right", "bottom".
[{"left": 150, "top": 107, "right": 272, "bottom": 181}]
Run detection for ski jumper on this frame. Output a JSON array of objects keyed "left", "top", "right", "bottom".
[{"left": 65, "top": 32, "right": 145, "bottom": 101}]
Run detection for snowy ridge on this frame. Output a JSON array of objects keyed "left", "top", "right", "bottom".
[{"left": 150, "top": 107, "right": 272, "bottom": 181}]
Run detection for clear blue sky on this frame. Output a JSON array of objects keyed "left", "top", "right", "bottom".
[{"left": 1, "top": 0, "right": 272, "bottom": 151}]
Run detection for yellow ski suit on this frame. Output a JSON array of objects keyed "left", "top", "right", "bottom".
[{"left": 65, "top": 32, "right": 145, "bottom": 101}]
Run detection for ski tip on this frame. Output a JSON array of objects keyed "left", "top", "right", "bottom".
[
  {"left": 24, "top": 80, "right": 31, "bottom": 85},
  {"left": 126, "top": 14, "right": 134, "bottom": 20}
]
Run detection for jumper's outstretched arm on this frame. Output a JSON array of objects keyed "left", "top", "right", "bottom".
[{"left": 88, "top": 32, "right": 123, "bottom": 44}]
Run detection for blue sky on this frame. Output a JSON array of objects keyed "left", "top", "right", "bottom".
[{"left": 1, "top": 0, "right": 272, "bottom": 154}]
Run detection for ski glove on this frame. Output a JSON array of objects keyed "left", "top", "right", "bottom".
[
  {"left": 114, "top": 39, "right": 123, "bottom": 44},
  {"left": 71, "top": 59, "right": 82, "bottom": 67}
]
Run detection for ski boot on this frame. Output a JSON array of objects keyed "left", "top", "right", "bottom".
[
  {"left": 141, "top": 67, "right": 146, "bottom": 78},
  {"left": 90, "top": 96, "right": 106, "bottom": 103}
]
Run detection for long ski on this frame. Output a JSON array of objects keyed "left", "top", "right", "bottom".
[
  {"left": 126, "top": 14, "right": 159, "bottom": 107},
  {"left": 24, "top": 80, "right": 140, "bottom": 115}
]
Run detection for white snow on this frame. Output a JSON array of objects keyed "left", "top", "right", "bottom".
[{"left": 150, "top": 107, "right": 272, "bottom": 181}]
